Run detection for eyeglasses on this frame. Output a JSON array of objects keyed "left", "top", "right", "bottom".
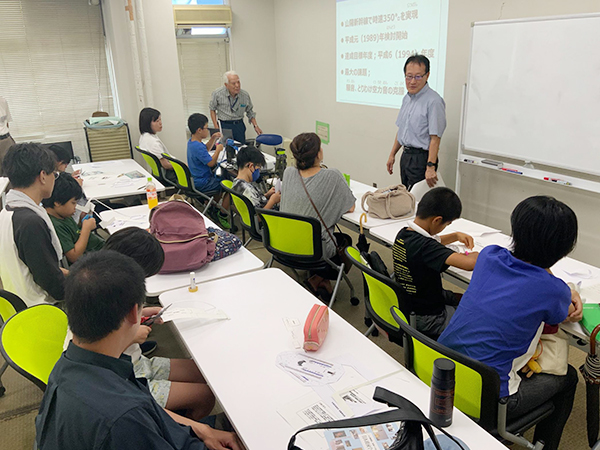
[{"left": 405, "top": 74, "right": 427, "bottom": 81}]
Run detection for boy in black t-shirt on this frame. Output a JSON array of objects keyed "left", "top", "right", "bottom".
[{"left": 393, "top": 187, "right": 479, "bottom": 338}]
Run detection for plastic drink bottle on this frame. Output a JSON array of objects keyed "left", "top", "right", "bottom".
[{"left": 146, "top": 177, "right": 158, "bottom": 209}]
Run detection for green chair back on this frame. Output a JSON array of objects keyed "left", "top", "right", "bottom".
[
  {"left": 345, "top": 247, "right": 408, "bottom": 334},
  {"left": 221, "top": 180, "right": 262, "bottom": 241},
  {"left": 391, "top": 306, "right": 500, "bottom": 426},
  {"left": 0, "top": 304, "right": 68, "bottom": 391},
  {"left": 221, "top": 180, "right": 251, "bottom": 226},
  {"left": 163, "top": 154, "right": 192, "bottom": 190},
  {"left": 256, "top": 208, "right": 322, "bottom": 261},
  {"left": 0, "top": 290, "right": 27, "bottom": 325},
  {"left": 137, "top": 147, "right": 162, "bottom": 178}
]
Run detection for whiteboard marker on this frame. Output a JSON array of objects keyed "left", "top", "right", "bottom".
[
  {"left": 544, "top": 177, "right": 572, "bottom": 186},
  {"left": 463, "top": 158, "right": 475, "bottom": 164}
]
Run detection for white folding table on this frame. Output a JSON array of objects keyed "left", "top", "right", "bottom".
[
  {"left": 159, "top": 268, "right": 507, "bottom": 450},
  {"left": 99, "top": 203, "right": 264, "bottom": 296},
  {"left": 73, "top": 159, "right": 165, "bottom": 200}
]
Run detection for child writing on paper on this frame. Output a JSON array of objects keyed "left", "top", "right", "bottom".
[
  {"left": 232, "top": 146, "right": 280, "bottom": 210},
  {"left": 42, "top": 173, "right": 104, "bottom": 264},
  {"left": 392, "top": 187, "right": 478, "bottom": 339},
  {"left": 439, "top": 196, "right": 582, "bottom": 450}
]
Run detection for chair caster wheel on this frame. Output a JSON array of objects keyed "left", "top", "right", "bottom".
[
  {"left": 350, "top": 297, "right": 360, "bottom": 306},
  {"left": 364, "top": 317, "right": 373, "bottom": 327},
  {"left": 371, "top": 328, "right": 379, "bottom": 337}
]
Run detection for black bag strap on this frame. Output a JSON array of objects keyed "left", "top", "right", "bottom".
[
  {"left": 298, "top": 173, "right": 339, "bottom": 251},
  {"left": 287, "top": 387, "right": 465, "bottom": 450}
]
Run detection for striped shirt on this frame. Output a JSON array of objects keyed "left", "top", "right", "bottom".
[
  {"left": 209, "top": 86, "right": 256, "bottom": 121},
  {"left": 395, "top": 83, "right": 446, "bottom": 150}
]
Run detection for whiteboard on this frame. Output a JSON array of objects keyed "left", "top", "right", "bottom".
[{"left": 462, "top": 14, "right": 600, "bottom": 176}]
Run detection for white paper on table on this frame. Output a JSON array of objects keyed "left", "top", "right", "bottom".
[
  {"left": 443, "top": 218, "right": 501, "bottom": 237},
  {"left": 112, "top": 179, "right": 134, "bottom": 188},
  {"left": 282, "top": 317, "right": 302, "bottom": 349},
  {"left": 277, "top": 392, "right": 335, "bottom": 450},
  {"left": 276, "top": 351, "right": 344, "bottom": 386},
  {"left": 560, "top": 267, "right": 595, "bottom": 280},
  {"left": 161, "top": 307, "right": 229, "bottom": 322},
  {"left": 581, "top": 284, "right": 600, "bottom": 304}
]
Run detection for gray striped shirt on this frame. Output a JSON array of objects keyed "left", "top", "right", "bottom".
[{"left": 209, "top": 86, "right": 256, "bottom": 121}]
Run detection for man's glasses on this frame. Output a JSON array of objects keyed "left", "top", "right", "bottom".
[{"left": 405, "top": 74, "right": 426, "bottom": 81}]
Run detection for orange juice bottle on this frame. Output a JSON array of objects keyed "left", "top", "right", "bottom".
[{"left": 145, "top": 177, "right": 158, "bottom": 209}]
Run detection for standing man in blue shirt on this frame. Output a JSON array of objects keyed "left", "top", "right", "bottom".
[
  {"left": 386, "top": 55, "right": 446, "bottom": 189},
  {"left": 209, "top": 71, "right": 262, "bottom": 144}
]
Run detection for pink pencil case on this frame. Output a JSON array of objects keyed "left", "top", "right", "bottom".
[{"left": 303, "top": 304, "right": 329, "bottom": 351}]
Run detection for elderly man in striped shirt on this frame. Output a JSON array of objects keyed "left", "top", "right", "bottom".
[{"left": 209, "top": 71, "right": 262, "bottom": 144}]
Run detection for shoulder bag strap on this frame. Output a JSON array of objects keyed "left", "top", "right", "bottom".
[
  {"left": 298, "top": 174, "right": 338, "bottom": 249},
  {"left": 361, "top": 191, "right": 372, "bottom": 213}
]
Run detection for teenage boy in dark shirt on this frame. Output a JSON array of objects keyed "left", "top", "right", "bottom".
[
  {"left": 392, "top": 187, "right": 478, "bottom": 338},
  {"left": 36, "top": 251, "right": 242, "bottom": 450}
]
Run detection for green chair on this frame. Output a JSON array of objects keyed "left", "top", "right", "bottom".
[
  {"left": 135, "top": 146, "right": 174, "bottom": 188},
  {"left": 0, "top": 304, "right": 68, "bottom": 391},
  {"left": 220, "top": 180, "right": 262, "bottom": 246},
  {"left": 162, "top": 154, "right": 224, "bottom": 215},
  {"left": 0, "top": 290, "right": 28, "bottom": 396},
  {"left": 256, "top": 208, "right": 358, "bottom": 308},
  {"left": 391, "top": 306, "right": 551, "bottom": 450},
  {"left": 345, "top": 247, "right": 414, "bottom": 339}
]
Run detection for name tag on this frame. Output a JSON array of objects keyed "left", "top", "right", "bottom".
[{"left": 240, "top": 104, "right": 247, "bottom": 107}]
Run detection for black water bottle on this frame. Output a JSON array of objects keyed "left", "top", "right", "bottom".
[{"left": 429, "top": 358, "right": 455, "bottom": 427}]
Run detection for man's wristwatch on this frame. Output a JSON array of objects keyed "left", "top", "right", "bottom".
[{"left": 426, "top": 162, "right": 436, "bottom": 168}]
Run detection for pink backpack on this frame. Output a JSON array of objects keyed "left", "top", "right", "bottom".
[{"left": 150, "top": 200, "right": 216, "bottom": 274}]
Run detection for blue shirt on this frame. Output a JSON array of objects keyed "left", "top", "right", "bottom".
[
  {"left": 187, "top": 139, "right": 214, "bottom": 190},
  {"left": 395, "top": 83, "right": 446, "bottom": 150},
  {"left": 438, "top": 246, "right": 570, "bottom": 397}
]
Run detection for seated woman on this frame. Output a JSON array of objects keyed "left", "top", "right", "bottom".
[
  {"left": 232, "top": 145, "right": 280, "bottom": 210},
  {"left": 138, "top": 107, "right": 177, "bottom": 183},
  {"left": 280, "top": 132, "right": 355, "bottom": 300},
  {"left": 439, "top": 196, "right": 583, "bottom": 450}
]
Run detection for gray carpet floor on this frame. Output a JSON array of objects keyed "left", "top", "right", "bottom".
[{"left": 0, "top": 223, "right": 591, "bottom": 449}]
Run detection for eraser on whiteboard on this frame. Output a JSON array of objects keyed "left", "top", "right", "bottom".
[{"left": 481, "top": 159, "right": 504, "bottom": 168}]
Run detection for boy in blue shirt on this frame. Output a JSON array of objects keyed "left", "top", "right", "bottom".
[
  {"left": 439, "top": 196, "right": 582, "bottom": 450},
  {"left": 187, "top": 113, "right": 230, "bottom": 228}
]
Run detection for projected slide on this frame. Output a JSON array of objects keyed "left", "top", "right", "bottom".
[{"left": 336, "top": 0, "right": 448, "bottom": 109}]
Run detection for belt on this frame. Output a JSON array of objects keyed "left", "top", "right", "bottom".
[
  {"left": 220, "top": 120, "right": 243, "bottom": 125},
  {"left": 0, "top": 133, "right": 10, "bottom": 140},
  {"left": 403, "top": 146, "right": 427, "bottom": 154}
]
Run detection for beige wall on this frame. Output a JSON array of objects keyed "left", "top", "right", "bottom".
[
  {"left": 227, "top": 0, "right": 282, "bottom": 137},
  {"left": 101, "top": 0, "right": 600, "bottom": 265},
  {"left": 102, "top": 0, "right": 188, "bottom": 162},
  {"left": 272, "top": 0, "right": 600, "bottom": 265}
]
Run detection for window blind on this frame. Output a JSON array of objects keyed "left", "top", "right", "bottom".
[
  {"left": 0, "top": 0, "right": 114, "bottom": 161},
  {"left": 177, "top": 38, "right": 229, "bottom": 120}
]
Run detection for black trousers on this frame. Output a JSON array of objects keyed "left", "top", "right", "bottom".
[
  {"left": 400, "top": 147, "right": 438, "bottom": 190},
  {"left": 221, "top": 120, "right": 246, "bottom": 144}
]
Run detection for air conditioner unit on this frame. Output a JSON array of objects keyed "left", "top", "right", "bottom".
[{"left": 173, "top": 5, "right": 232, "bottom": 28}]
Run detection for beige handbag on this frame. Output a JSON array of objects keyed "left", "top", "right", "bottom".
[
  {"left": 537, "top": 329, "right": 569, "bottom": 376},
  {"left": 361, "top": 184, "right": 416, "bottom": 219}
]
